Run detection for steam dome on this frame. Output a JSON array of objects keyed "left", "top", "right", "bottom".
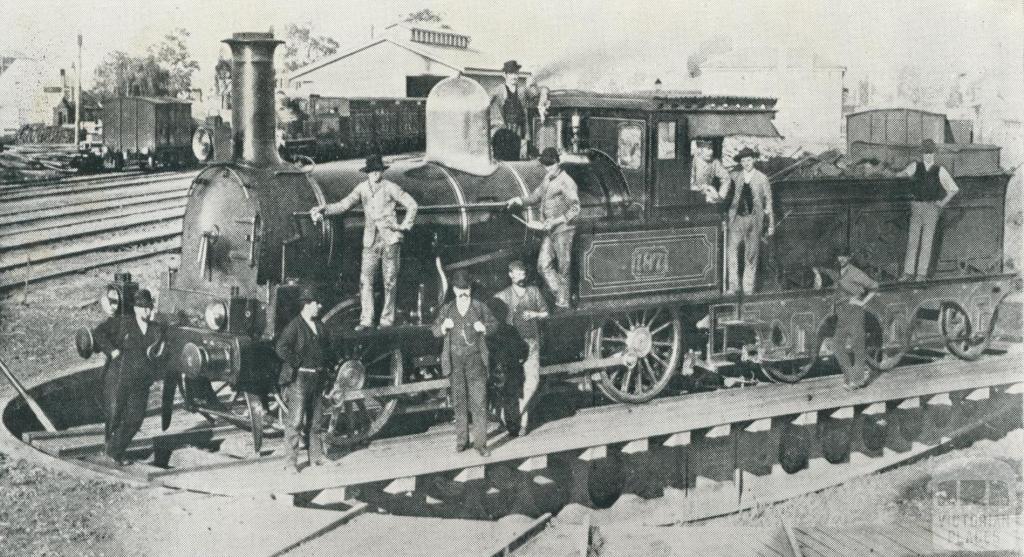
[{"left": 425, "top": 75, "right": 496, "bottom": 176}]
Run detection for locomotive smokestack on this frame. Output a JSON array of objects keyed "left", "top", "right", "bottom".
[{"left": 223, "top": 32, "right": 283, "bottom": 166}]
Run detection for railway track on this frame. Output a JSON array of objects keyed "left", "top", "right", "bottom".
[{"left": 0, "top": 172, "right": 193, "bottom": 292}]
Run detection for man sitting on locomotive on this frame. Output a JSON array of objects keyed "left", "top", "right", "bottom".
[
  {"left": 275, "top": 286, "right": 333, "bottom": 472},
  {"left": 310, "top": 153, "right": 418, "bottom": 330},
  {"left": 94, "top": 289, "right": 166, "bottom": 467},
  {"left": 814, "top": 250, "right": 879, "bottom": 390},
  {"left": 719, "top": 147, "right": 775, "bottom": 294},
  {"left": 899, "top": 139, "right": 959, "bottom": 282},
  {"left": 433, "top": 271, "right": 498, "bottom": 457},
  {"left": 493, "top": 259, "right": 549, "bottom": 435},
  {"left": 691, "top": 139, "right": 732, "bottom": 204},
  {"left": 507, "top": 147, "right": 581, "bottom": 310}
]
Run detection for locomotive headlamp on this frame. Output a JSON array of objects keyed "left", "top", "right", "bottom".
[
  {"left": 204, "top": 301, "right": 228, "bottom": 331},
  {"left": 100, "top": 288, "right": 120, "bottom": 316}
]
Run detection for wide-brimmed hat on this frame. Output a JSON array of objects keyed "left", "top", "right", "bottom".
[
  {"left": 135, "top": 289, "right": 154, "bottom": 309},
  {"left": 921, "top": 139, "right": 937, "bottom": 154},
  {"left": 451, "top": 270, "right": 472, "bottom": 290},
  {"left": 502, "top": 60, "right": 522, "bottom": 74},
  {"left": 298, "top": 285, "right": 320, "bottom": 304},
  {"left": 538, "top": 147, "right": 560, "bottom": 166},
  {"left": 733, "top": 147, "right": 760, "bottom": 162},
  {"left": 360, "top": 153, "right": 389, "bottom": 173}
]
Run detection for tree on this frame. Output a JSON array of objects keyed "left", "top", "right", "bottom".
[
  {"left": 91, "top": 28, "right": 198, "bottom": 99},
  {"left": 282, "top": 23, "right": 339, "bottom": 72},
  {"left": 149, "top": 28, "right": 200, "bottom": 96}
]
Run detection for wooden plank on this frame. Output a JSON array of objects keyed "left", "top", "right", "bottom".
[
  {"left": 869, "top": 524, "right": 936, "bottom": 554},
  {"left": 158, "top": 354, "right": 1021, "bottom": 496},
  {"left": 797, "top": 527, "right": 858, "bottom": 557}
]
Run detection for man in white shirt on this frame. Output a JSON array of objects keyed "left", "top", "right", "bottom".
[
  {"left": 719, "top": 147, "right": 775, "bottom": 294},
  {"left": 900, "top": 139, "right": 959, "bottom": 281}
]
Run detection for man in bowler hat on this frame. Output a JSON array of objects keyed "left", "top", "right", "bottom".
[
  {"left": 899, "top": 139, "right": 959, "bottom": 281},
  {"left": 311, "top": 153, "right": 418, "bottom": 330},
  {"left": 490, "top": 60, "right": 530, "bottom": 160},
  {"left": 94, "top": 288, "right": 166, "bottom": 466},
  {"left": 276, "top": 286, "right": 333, "bottom": 472},
  {"left": 507, "top": 147, "right": 580, "bottom": 309},
  {"left": 719, "top": 147, "right": 774, "bottom": 294},
  {"left": 433, "top": 271, "right": 498, "bottom": 456}
]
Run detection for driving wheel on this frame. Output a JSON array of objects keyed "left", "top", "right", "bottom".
[{"left": 595, "top": 307, "right": 682, "bottom": 403}]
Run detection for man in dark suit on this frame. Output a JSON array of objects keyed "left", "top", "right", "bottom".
[
  {"left": 94, "top": 289, "right": 166, "bottom": 466},
  {"left": 275, "top": 286, "right": 334, "bottom": 472},
  {"left": 433, "top": 271, "right": 498, "bottom": 456},
  {"left": 489, "top": 60, "right": 530, "bottom": 160}
]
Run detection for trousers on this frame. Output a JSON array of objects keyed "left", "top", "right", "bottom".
[
  {"left": 283, "top": 370, "right": 324, "bottom": 465},
  {"left": 538, "top": 230, "right": 574, "bottom": 307},
  {"left": 904, "top": 201, "right": 940, "bottom": 278},
  {"left": 835, "top": 304, "right": 868, "bottom": 387},
  {"left": 105, "top": 370, "right": 150, "bottom": 460},
  {"left": 727, "top": 214, "right": 761, "bottom": 293},
  {"left": 450, "top": 350, "right": 488, "bottom": 450},
  {"left": 360, "top": 240, "right": 401, "bottom": 327}
]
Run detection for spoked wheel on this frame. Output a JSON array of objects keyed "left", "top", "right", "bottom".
[
  {"left": 244, "top": 392, "right": 265, "bottom": 454},
  {"left": 940, "top": 301, "right": 992, "bottom": 361},
  {"left": 595, "top": 307, "right": 682, "bottom": 403},
  {"left": 866, "top": 309, "right": 909, "bottom": 372},
  {"left": 321, "top": 396, "right": 399, "bottom": 451}
]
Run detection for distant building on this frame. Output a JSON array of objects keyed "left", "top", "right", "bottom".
[
  {"left": 53, "top": 91, "right": 101, "bottom": 126},
  {"left": 0, "top": 51, "right": 66, "bottom": 136},
  {"left": 699, "top": 47, "right": 846, "bottom": 151},
  {"left": 284, "top": 22, "right": 528, "bottom": 100}
]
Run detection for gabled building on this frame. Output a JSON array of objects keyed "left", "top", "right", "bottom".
[
  {"left": 699, "top": 46, "right": 846, "bottom": 151},
  {"left": 285, "top": 21, "right": 528, "bottom": 100},
  {"left": 0, "top": 51, "right": 65, "bottom": 136}
]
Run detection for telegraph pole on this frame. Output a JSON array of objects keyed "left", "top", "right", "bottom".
[{"left": 74, "top": 32, "right": 82, "bottom": 149}]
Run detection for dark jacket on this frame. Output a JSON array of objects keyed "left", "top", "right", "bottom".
[
  {"left": 432, "top": 298, "right": 498, "bottom": 377},
  {"left": 275, "top": 316, "right": 333, "bottom": 385},
  {"left": 94, "top": 314, "right": 166, "bottom": 385}
]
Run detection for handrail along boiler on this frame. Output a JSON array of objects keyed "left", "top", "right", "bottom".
[{"left": 75, "top": 32, "right": 1020, "bottom": 453}]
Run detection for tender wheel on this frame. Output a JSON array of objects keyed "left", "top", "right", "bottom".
[
  {"left": 866, "top": 309, "right": 909, "bottom": 371},
  {"left": 759, "top": 321, "right": 828, "bottom": 383},
  {"left": 595, "top": 307, "right": 682, "bottom": 403},
  {"left": 940, "top": 301, "right": 992, "bottom": 361}
]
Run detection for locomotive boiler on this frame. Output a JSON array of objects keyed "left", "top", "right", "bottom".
[{"left": 76, "top": 31, "right": 1020, "bottom": 455}]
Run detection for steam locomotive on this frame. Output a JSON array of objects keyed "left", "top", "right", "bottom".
[{"left": 77, "top": 32, "right": 1019, "bottom": 453}]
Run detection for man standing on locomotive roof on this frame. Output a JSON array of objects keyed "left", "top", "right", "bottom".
[
  {"left": 900, "top": 139, "right": 959, "bottom": 282},
  {"left": 720, "top": 147, "right": 775, "bottom": 294},
  {"left": 507, "top": 147, "right": 580, "bottom": 310},
  {"left": 94, "top": 289, "right": 166, "bottom": 467},
  {"left": 311, "top": 153, "right": 418, "bottom": 330},
  {"left": 493, "top": 260, "right": 549, "bottom": 435},
  {"left": 433, "top": 271, "right": 498, "bottom": 456},
  {"left": 490, "top": 60, "right": 530, "bottom": 161},
  {"left": 815, "top": 250, "right": 879, "bottom": 390},
  {"left": 691, "top": 139, "right": 732, "bottom": 204},
  {"left": 275, "top": 286, "right": 333, "bottom": 472}
]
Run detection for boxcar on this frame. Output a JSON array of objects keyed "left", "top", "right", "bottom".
[{"left": 102, "top": 96, "right": 194, "bottom": 170}]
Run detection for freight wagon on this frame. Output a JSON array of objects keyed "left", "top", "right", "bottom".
[{"left": 101, "top": 96, "right": 194, "bottom": 170}]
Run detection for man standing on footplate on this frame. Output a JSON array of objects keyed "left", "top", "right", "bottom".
[
  {"left": 310, "top": 153, "right": 418, "bottom": 331},
  {"left": 434, "top": 271, "right": 498, "bottom": 456},
  {"left": 900, "top": 139, "right": 959, "bottom": 282},
  {"left": 507, "top": 147, "right": 580, "bottom": 310},
  {"left": 720, "top": 147, "right": 774, "bottom": 294}
]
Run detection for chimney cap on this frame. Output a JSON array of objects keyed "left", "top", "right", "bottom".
[{"left": 223, "top": 32, "right": 283, "bottom": 46}]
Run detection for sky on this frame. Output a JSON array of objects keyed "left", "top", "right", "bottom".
[{"left": 1, "top": 0, "right": 1021, "bottom": 104}]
